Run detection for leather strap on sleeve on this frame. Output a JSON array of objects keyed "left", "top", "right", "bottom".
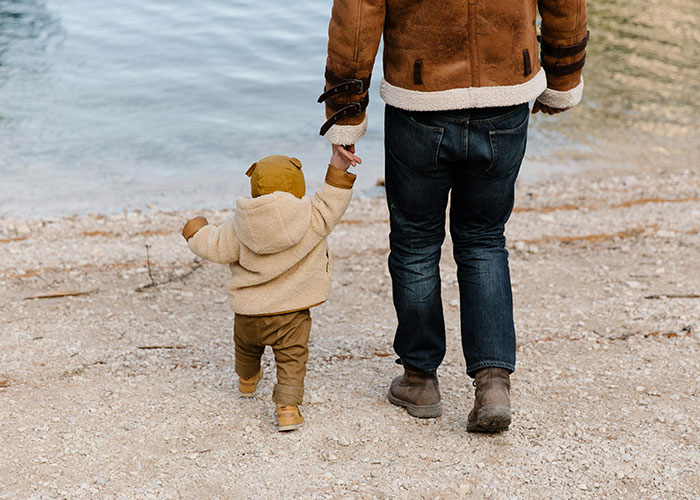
[
  {"left": 317, "top": 68, "right": 370, "bottom": 103},
  {"left": 318, "top": 68, "right": 372, "bottom": 136},
  {"left": 324, "top": 94, "right": 369, "bottom": 113},
  {"left": 541, "top": 54, "right": 586, "bottom": 77},
  {"left": 320, "top": 101, "right": 368, "bottom": 136},
  {"left": 539, "top": 31, "right": 589, "bottom": 58}
]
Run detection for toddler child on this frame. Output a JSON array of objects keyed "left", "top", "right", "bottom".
[{"left": 181, "top": 151, "right": 357, "bottom": 431}]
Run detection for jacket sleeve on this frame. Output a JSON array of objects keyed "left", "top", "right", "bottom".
[
  {"left": 537, "top": 0, "right": 588, "bottom": 109},
  {"left": 319, "top": 0, "right": 386, "bottom": 145},
  {"left": 187, "top": 219, "right": 240, "bottom": 264},
  {"left": 309, "top": 165, "right": 357, "bottom": 236}
]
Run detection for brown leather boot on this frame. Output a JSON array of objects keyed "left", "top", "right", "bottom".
[
  {"left": 467, "top": 367, "right": 511, "bottom": 432},
  {"left": 387, "top": 365, "right": 442, "bottom": 418}
]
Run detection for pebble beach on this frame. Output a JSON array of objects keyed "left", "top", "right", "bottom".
[{"left": 1, "top": 164, "right": 699, "bottom": 499}]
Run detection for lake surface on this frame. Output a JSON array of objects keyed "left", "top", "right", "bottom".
[{"left": 1, "top": 0, "right": 698, "bottom": 217}]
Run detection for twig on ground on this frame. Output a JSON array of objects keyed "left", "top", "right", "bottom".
[
  {"left": 611, "top": 325, "right": 693, "bottom": 341},
  {"left": 135, "top": 260, "right": 203, "bottom": 292},
  {"left": 137, "top": 345, "right": 193, "bottom": 350},
  {"left": 145, "top": 244, "right": 156, "bottom": 287},
  {"left": 645, "top": 293, "right": 700, "bottom": 300},
  {"left": 23, "top": 289, "right": 98, "bottom": 300}
]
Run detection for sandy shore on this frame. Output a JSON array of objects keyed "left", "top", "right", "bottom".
[{"left": 1, "top": 165, "right": 699, "bottom": 499}]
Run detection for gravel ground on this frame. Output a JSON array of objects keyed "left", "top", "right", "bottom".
[{"left": 1, "top": 166, "right": 699, "bottom": 499}]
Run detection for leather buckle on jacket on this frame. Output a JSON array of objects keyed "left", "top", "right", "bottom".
[
  {"left": 319, "top": 101, "right": 365, "bottom": 136},
  {"left": 317, "top": 68, "right": 371, "bottom": 104},
  {"left": 317, "top": 79, "right": 365, "bottom": 104},
  {"left": 325, "top": 94, "right": 369, "bottom": 114}
]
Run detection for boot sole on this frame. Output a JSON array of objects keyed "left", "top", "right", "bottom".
[
  {"left": 387, "top": 389, "right": 442, "bottom": 418},
  {"left": 467, "top": 405, "right": 511, "bottom": 433}
]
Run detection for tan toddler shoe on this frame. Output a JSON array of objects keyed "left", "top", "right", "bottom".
[
  {"left": 239, "top": 367, "right": 263, "bottom": 397},
  {"left": 276, "top": 404, "right": 304, "bottom": 432}
]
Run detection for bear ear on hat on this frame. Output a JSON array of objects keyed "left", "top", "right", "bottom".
[
  {"left": 289, "top": 157, "right": 302, "bottom": 169},
  {"left": 245, "top": 163, "right": 257, "bottom": 177}
]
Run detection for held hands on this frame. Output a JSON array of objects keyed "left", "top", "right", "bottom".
[
  {"left": 532, "top": 101, "right": 570, "bottom": 115},
  {"left": 331, "top": 144, "right": 362, "bottom": 172}
]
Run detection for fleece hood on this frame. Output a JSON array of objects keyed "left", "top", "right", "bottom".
[{"left": 233, "top": 191, "right": 312, "bottom": 255}]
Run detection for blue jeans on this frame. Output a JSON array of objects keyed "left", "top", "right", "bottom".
[{"left": 384, "top": 102, "right": 529, "bottom": 377}]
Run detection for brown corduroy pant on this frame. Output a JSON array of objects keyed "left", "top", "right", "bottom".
[{"left": 233, "top": 309, "right": 311, "bottom": 406}]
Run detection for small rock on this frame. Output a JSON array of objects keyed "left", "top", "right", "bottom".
[
  {"left": 656, "top": 230, "right": 675, "bottom": 238},
  {"left": 16, "top": 221, "right": 31, "bottom": 235}
]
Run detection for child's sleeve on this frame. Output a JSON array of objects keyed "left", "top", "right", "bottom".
[
  {"left": 187, "top": 218, "right": 240, "bottom": 264},
  {"left": 309, "top": 165, "right": 357, "bottom": 236}
]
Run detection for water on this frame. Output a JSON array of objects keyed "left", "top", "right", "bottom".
[{"left": 1, "top": 0, "right": 698, "bottom": 217}]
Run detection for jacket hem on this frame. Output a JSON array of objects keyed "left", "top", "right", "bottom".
[
  {"left": 536, "top": 79, "right": 584, "bottom": 109},
  {"left": 324, "top": 115, "right": 368, "bottom": 145},
  {"left": 379, "top": 69, "right": 547, "bottom": 111},
  {"left": 232, "top": 300, "right": 326, "bottom": 317}
]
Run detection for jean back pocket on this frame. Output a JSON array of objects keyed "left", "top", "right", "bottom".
[
  {"left": 386, "top": 106, "right": 444, "bottom": 172},
  {"left": 486, "top": 108, "right": 529, "bottom": 178}
]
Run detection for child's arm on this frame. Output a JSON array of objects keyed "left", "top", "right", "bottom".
[
  {"left": 309, "top": 148, "right": 358, "bottom": 236},
  {"left": 181, "top": 216, "right": 240, "bottom": 264}
]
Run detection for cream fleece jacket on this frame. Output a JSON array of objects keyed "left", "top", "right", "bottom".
[{"left": 187, "top": 165, "right": 356, "bottom": 316}]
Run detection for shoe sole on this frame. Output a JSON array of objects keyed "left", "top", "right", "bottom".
[
  {"left": 277, "top": 422, "right": 304, "bottom": 432},
  {"left": 387, "top": 389, "right": 442, "bottom": 418},
  {"left": 467, "top": 405, "right": 511, "bottom": 433}
]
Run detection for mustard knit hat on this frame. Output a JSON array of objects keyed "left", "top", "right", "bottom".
[{"left": 246, "top": 155, "right": 306, "bottom": 199}]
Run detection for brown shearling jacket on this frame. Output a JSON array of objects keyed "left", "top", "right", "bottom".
[{"left": 320, "top": 0, "right": 588, "bottom": 145}]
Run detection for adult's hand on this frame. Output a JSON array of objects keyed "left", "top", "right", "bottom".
[
  {"left": 332, "top": 144, "right": 362, "bottom": 167},
  {"left": 532, "top": 101, "right": 571, "bottom": 115}
]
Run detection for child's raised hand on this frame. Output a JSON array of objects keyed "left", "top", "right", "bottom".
[{"left": 331, "top": 144, "right": 362, "bottom": 172}]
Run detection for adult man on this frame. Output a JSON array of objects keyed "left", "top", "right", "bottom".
[{"left": 319, "top": 0, "right": 587, "bottom": 432}]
